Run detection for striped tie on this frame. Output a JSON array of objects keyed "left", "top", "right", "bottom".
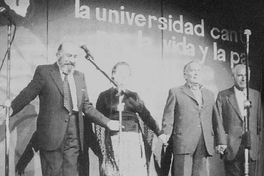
[{"left": 63, "top": 73, "right": 73, "bottom": 113}]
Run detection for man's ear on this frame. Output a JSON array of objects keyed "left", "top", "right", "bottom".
[
  {"left": 56, "top": 52, "right": 61, "bottom": 58},
  {"left": 183, "top": 72, "right": 187, "bottom": 79},
  {"left": 231, "top": 75, "right": 235, "bottom": 81}
]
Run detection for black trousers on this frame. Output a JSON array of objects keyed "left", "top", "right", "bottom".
[{"left": 40, "top": 114, "right": 80, "bottom": 176}]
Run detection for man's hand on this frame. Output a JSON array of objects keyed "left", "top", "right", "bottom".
[
  {"left": 215, "top": 145, "right": 227, "bottom": 155},
  {"left": 158, "top": 134, "right": 170, "bottom": 146},
  {"left": 106, "top": 120, "right": 121, "bottom": 131}
]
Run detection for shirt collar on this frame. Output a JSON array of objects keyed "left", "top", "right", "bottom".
[
  {"left": 234, "top": 86, "right": 247, "bottom": 95},
  {"left": 186, "top": 83, "right": 202, "bottom": 90}
]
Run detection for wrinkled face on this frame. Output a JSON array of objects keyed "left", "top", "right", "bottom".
[
  {"left": 57, "top": 43, "right": 79, "bottom": 74},
  {"left": 184, "top": 62, "right": 202, "bottom": 84},
  {"left": 233, "top": 65, "right": 250, "bottom": 91},
  {"left": 112, "top": 65, "right": 131, "bottom": 87}
]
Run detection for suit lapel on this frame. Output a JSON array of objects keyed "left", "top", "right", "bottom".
[
  {"left": 181, "top": 84, "right": 197, "bottom": 104},
  {"left": 50, "top": 63, "right": 64, "bottom": 95},
  {"left": 227, "top": 87, "right": 243, "bottom": 121},
  {"left": 49, "top": 63, "right": 83, "bottom": 107}
]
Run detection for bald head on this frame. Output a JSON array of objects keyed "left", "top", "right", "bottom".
[{"left": 57, "top": 41, "right": 80, "bottom": 54}]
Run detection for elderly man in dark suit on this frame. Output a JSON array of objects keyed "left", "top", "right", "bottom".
[
  {"left": 161, "top": 61, "right": 226, "bottom": 176},
  {"left": 215, "top": 64, "right": 262, "bottom": 176},
  {"left": 0, "top": 41, "right": 119, "bottom": 176}
]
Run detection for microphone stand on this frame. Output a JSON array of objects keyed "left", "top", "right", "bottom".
[
  {"left": 243, "top": 29, "right": 252, "bottom": 176},
  {"left": 84, "top": 56, "right": 118, "bottom": 87},
  {"left": 117, "top": 87, "right": 124, "bottom": 175},
  {"left": 4, "top": 20, "right": 12, "bottom": 176},
  {"left": 84, "top": 53, "right": 124, "bottom": 175},
  {"left": 0, "top": 8, "right": 16, "bottom": 175}
]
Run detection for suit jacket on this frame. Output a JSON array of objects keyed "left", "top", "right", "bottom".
[
  {"left": 215, "top": 86, "right": 262, "bottom": 160},
  {"left": 15, "top": 117, "right": 100, "bottom": 176},
  {"left": 162, "top": 84, "right": 226, "bottom": 155},
  {"left": 11, "top": 63, "right": 110, "bottom": 151}
]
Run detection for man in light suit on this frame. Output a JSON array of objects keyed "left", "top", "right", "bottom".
[
  {"left": 161, "top": 61, "right": 226, "bottom": 176},
  {"left": 0, "top": 41, "right": 119, "bottom": 176},
  {"left": 215, "top": 64, "right": 262, "bottom": 176}
]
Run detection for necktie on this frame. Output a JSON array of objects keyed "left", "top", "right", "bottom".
[{"left": 63, "top": 73, "right": 73, "bottom": 113}]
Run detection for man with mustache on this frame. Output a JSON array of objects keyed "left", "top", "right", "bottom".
[{"left": 0, "top": 41, "right": 119, "bottom": 176}]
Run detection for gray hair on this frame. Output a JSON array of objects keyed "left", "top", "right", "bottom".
[{"left": 231, "top": 64, "right": 250, "bottom": 76}]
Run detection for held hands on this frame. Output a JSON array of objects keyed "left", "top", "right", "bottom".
[{"left": 215, "top": 145, "right": 227, "bottom": 155}]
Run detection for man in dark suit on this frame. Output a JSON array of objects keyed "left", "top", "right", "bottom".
[
  {"left": 0, "top": 41, "right": 119, "bottom": 176},
  {"left": 215, "top": 64, "right": 262, "bottom": 176},
  {"left": 161, "top": 61, "right": 226, "bottom": 176},
  {"left": 15, "top": 117, "right": 101, "bottom": 176}
]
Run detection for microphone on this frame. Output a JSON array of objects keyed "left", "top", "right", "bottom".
[
  {"left": 0, "top": 7, "right": 15, "bottom": 25},
  {"left": 244, "top": 29, "right": 251, "bottom": 36},
  {"left": 244, "top": 29, "right": 251, "bottom": 54},
  {"left": 80, "top": 44, "right": 94, "bottom": 60}
]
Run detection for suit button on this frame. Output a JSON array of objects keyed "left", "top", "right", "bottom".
[
  {"left": 65, "top": 119, "right": 68, "bottom": 122},
  {"left": 198, "top": 125, "right": 201, "bottom": 128}
]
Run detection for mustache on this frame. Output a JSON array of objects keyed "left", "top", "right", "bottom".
[{"left": 64, "top": 61, "right": 75, "bottom": 66}]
